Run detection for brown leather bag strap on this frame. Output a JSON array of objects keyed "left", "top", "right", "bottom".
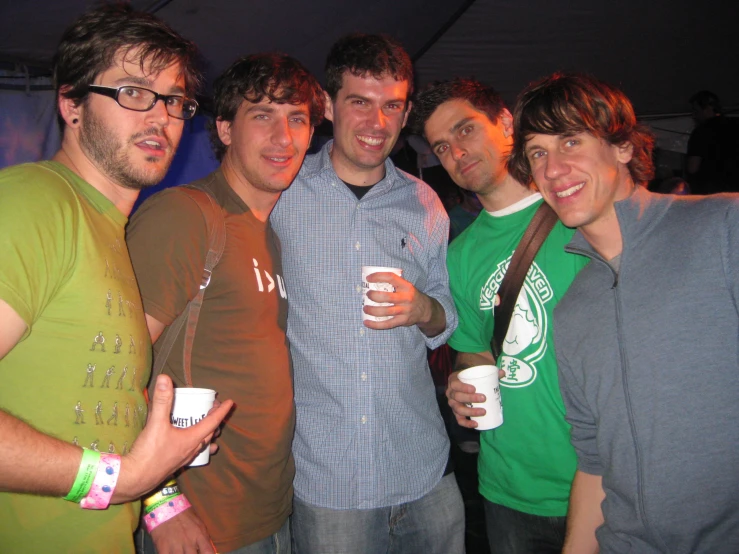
[
  {"left": 150, "top": 185, "right": 227, "bottom": 387},
  {"left": 491, "top": 202, "right": 558, "bottom": 361}
]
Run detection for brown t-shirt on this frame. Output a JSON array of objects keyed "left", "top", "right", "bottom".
[{"left": 127, "top": 169, "right": 294, "bottom": 551}]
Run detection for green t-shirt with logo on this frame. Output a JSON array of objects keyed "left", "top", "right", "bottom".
[
  {"left": 447, "top": 194, "right": 588, "bottom": 517},
  {"left": 0, "top": 162, "right": 151, "bottom": 553}
]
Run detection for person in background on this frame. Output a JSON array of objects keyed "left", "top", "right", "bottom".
[{"left": 686, "top": 90, "right": 739, "bottom": 194}]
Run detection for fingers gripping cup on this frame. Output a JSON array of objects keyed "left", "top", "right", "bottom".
[
  {"left": 361, "top": 266, "right": 403, "bottom": 322},
  {"left": 171, "top": 388, "right": 216, "bottom": 466},
  {"left": 457, "top": 365, "right": 503, "bottom": 430}
]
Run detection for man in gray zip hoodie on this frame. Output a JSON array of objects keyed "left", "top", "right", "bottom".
[{"left": 507, "top": 72, "right": 739, "bottom": 554}]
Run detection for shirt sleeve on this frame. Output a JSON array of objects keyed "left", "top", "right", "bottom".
[
  {"left": 554, "top": 316, "right": 603, "bottom": 475},
  {"left": 126, "top": 188, "right": 209, "bottom": 326},
  {"left": 0, "top": 167, "right": 75, "bottom": 333},
  {"left": 421, "top": 202, "right": 458, "bottom": 349},
  {"left": 446, "top": 242, "right": 491, "bottom": 354}
]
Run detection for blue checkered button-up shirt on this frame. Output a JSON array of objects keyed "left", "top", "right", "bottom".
[{"left": 271, "top": 141, "right": 457, "bottom": 509}]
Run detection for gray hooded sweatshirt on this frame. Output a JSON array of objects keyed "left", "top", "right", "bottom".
[{"left": 555, "top": 186, "right": 739, "bottom": 553}]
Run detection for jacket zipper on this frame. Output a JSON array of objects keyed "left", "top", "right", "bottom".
[{"left": 613, "top": 269, "right": 667, "bottom": 551}]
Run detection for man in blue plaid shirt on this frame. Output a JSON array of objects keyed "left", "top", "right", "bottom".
[{"left": 271, "top": 33, "right": 464, "bottom": 554}]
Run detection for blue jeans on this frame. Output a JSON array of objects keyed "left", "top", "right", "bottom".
[
  {"left": 136, "top": 517, "right": 290, "bottom": 554},
  {"left": 291, "top": 474, "right": 465, "bottom": 554},
  {"left": 483, "top": 499, "right": 566, "bottom": 554},
  {"left": 228, "top": 518, "right": 291, "bottom": 554}
]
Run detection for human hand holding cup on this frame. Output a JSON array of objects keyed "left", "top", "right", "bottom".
[
  {"left": 457, "top": 365, "right": 503, "bottom": 430},
  {"left": 362, "top": 266, "right": 403, "bottom": 322},
  {"left": 171, "top": 388, "right": 217, "bottom": 466}
]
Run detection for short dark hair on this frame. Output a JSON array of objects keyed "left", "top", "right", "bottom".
[
  {"left": 53, "top": 3, "right": 201, "bottom": 130},
  {"left": 509, "top": 72, "right": 655, "bottom": 186},
  {"left": 689, "top": 90, "right": 722, "bottom": 113},
  {"left": 210, "top": 53, "right": 325, "bottom": 161},
  {"left": 324, "top": 33, "right": 414, "bottom": 100},
  {"left": 410, "top": 78, "right": 507, "bottom": 137}
]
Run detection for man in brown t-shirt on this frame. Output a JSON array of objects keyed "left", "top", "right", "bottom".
[{"left": 127, "top": 54, "right": 325, "bottom": 554}]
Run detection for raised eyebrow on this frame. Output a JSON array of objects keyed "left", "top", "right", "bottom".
[
  {"left": 114, "top": 76, "right": 150, "bottom": 87},
  {"left": 112, "top": 76, "right": 185, "bottom": 96},
  {"left": 428, "top": 117, "right": 473, "bottom": 150},
  {"left": 344, "top": 93, "right": 371, "bottom": 103},
  {"left": 450, "top": 117, "right": 475, "bottom": 134}
]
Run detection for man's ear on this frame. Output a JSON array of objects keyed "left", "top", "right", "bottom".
[
  {"left": 401, "top": 101, "right": 413, "bottom": 129},
  {"left": 58, "top": 86, "right": 82, "bottom": 127},
  {"left": 215, "top": 117, "right": 232, "bottom": 147},
  {"left": 500, "top": 108, "right": 514, "bottom": 138},
  {"left": 616, "top": 141, "right": 634, "bottom": 164},
  {"left": 323, "top": 91, "right": 334, "bottom": 123}
]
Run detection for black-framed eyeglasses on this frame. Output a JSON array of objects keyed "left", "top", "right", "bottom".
[{"left": 87, "top": 85, "right": 199, "bottom": 120}]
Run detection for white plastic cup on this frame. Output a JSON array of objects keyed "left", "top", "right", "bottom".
[
  {"left": 457, "top": 365, "right": 503, "bottom": 430},
  {"left": 171, "top": 387, "right": 217, "bottom": 466},
  {"left": 361, "top": 266, "right": 403, "bottom": 322}
]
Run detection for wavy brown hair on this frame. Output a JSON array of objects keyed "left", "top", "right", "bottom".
[{"left": 209, "top": 53, "right": 325, "bottom": 161}]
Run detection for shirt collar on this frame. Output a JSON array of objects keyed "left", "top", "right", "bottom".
[
  {"left": 307, "top": 139, "right": 401, "bottom": 195},
  {"left": 566, "top": 185, "right": 670, "bottom": 259}
]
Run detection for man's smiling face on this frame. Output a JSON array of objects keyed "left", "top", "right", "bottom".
[
  {"left": 525, "top": 131, "right": 634, "bottom": 235},
  {"left": 325, "top": 72, "right": 410, "bottom": 183}
]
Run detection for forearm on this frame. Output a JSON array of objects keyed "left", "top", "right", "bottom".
[
  {"left": 455, "top": 350, "right": 495, "bottom": 370},
  {"left": 418, "top": 295, "right": 446, "bottom": 338},
  {"left": 563, "top": 470, "right": 605, "bottom": 554},
  {"left": 0, "top": 409, "right": 81, "bottom": 497}
]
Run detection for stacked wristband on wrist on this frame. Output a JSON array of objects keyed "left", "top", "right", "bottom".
[
  {"left": 79, "top": 453, "right": 121, "bottom": 509},
  {"left": 64, "top": 450, "right": 121, "bottom": 509},
  {"left": 143, "top": 479, "right": 191, "bottom": 532},
  {"left": 63, "top": 448, "right": 100, "bottom": 503}
]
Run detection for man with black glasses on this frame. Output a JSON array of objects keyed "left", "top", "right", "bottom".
[{"left": 0, "top": 5, "right": 231, "bottom": 552}]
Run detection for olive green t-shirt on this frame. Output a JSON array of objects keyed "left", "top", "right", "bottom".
[
  {"left": 447, "top": 195, "right": 588, "bottom": 517},
  {"left": 0, "top": 161, "right": 150, "bottom": 553},
  {"left": 127, "top": 169, "right": 294, "bottom": 551}
]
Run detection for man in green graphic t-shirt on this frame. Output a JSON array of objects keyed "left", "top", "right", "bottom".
[
  {"left": 413, "top": 78, "right": 588, "bottom": 553},
  {"left": 0, "top": 6, "right": 231, "bottom": 553}
]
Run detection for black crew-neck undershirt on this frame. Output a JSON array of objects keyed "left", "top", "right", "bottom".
[{"left": 342, "top": 180, "right": 376, "bottom": 200}]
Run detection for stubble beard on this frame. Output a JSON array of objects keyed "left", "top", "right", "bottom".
[{"left": 79, "top": 108, "right": 172, "bottom": 191}]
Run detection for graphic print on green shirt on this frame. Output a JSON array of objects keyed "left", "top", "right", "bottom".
[
  {"left": 0, "top": 161, "right": 150, "bottom": 553},
  {"left": 447, "top": 196, "right": 588, "bottom": 516}
]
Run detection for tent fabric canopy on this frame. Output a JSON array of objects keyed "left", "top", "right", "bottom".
[{"left": 1, "top": 0, "right": 737, "bottom": 116}]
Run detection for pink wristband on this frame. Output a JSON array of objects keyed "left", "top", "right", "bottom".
[
  {"left": 79, "top": 453, "right": 121, "bottom": 510},
  {"left": 144, "top": 494, "right": 192, "bottom": 532}
]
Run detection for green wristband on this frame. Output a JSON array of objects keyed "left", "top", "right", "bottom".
[{"left": 64, "top": 448, "right": 101, "bottom": 502}]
